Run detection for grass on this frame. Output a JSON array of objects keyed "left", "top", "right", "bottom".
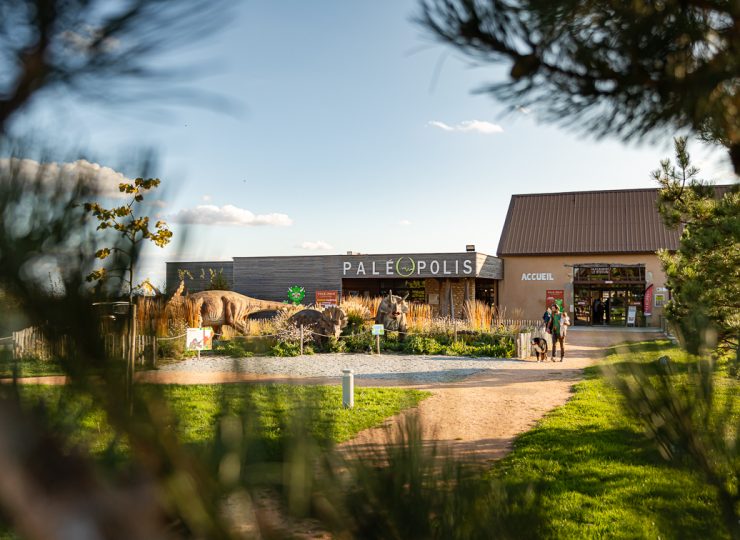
[
  {"left": 16, "top": 383, "right": 430, "bottom": 459},
  {"left": 0, "top": 355, "right": 67, "bottom": 377},
  {"left": 493, "top": 340, "right": 736, "bottom": 539},
  {"left": 0, "top": 355, "right": 159, "bottom": 378}
]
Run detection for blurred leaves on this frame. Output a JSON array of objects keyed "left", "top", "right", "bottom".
[{"left": 0, "top": 0, "right": 233, "bottom": 132}]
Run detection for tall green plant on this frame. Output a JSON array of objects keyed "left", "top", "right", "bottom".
[
  {"left": 654, "top": 137, "right": 740, "bottom": 354},
  {"left": 85, "top": 178, "right": 173, "bottom": 302}
]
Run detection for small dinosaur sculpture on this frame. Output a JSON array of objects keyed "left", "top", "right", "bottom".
[{"left": 288, "top": 306, "right": 348, "bottom": 344}]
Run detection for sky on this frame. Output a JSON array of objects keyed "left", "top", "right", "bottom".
[{"left": 12, "top": 0, "right": 736, "bottom": 288}]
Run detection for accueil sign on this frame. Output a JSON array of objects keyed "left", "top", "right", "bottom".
[
  {"left": 342, "top": 256, "right": 474, "bottom": 278},
  {"left": 521, "top": 272, "right": 555, "bottom": 281}
]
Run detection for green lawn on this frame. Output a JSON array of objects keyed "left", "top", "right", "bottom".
[
  {"left": 17, "top": 383, "right": 429, "bottom": 459},
  {"left": 493, "top": 340, "right": 736, "bottom": 539}
]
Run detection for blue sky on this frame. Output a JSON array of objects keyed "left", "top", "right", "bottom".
[{"left": 14, "top": 1, "right": 735, "bottom": 287}]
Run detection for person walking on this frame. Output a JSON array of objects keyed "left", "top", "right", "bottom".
[{"left": 547, "top": 304, "right": 565, "bottom": 361}]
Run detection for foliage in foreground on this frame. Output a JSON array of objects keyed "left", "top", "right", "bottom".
[
  {"left": 495, "top": 340, "right": 738, "bottom": 539},
  {"left": 654, "top": 138, "right": 740, "bottom": 354}
]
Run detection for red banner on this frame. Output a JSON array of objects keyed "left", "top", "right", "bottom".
[
  {"left": 644, "top": 284, "right": 653, "bottom": 316},
  {"left": 545, "top": 289, "right": 564, "bottom": 312}
]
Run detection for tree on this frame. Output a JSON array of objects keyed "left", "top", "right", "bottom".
[
  {"left": 654, "top": 137, "right": 740, "bottom": 354},
  {"left": 84, "top": 178, "right": 172, "bottom": 302},
  {"left": 419, "top": 0, "right": 740, "bottom": 173}
]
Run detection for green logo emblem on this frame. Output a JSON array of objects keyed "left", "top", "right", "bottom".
[
  {"left": 287, "top": 285, "right": 305, "bottom": 305},
  {"left": 395, "top": 256, "right": 416, "bottom": 277}
]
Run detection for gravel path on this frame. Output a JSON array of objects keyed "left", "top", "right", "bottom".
[{"left": 156, "top": 353, "right": 511, "bottom": 383}]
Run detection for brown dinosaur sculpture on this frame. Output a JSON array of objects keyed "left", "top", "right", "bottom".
[
  {"left": 168, "top": 282, "right": 286, "bottom": 336},
  {"left": 375, "top": 290, "right": 409, "bottom": 336}
]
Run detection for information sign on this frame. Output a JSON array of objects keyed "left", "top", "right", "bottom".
[
  {"left": 186, "top": 327, "right": 213, "bottom": 351},
  {"left": 316, "top": 290, "right": 339, "bottom": 307},
  {"left": 371, "top": 324, "right": 385, "bottom": 336},
  {"left": 627, "top": 306, "right": 637, "bottom": 326}
]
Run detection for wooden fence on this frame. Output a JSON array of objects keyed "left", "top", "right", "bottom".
[
  {"left": 11, "top": 327, "right": 157, "bottom": 366},
  {"left": 492, "top": 318, "right": 545, "bottom": 331}
]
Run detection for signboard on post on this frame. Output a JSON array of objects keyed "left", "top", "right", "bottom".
[
  {"left": 371, "top": 324, "right": 384, "bottom": 355},
  {"left": 316, "top": 290, "right": 339, "bottom": 307},
  {"left": 186, "top": 327, "right": 213, "bottom": 351},
  {"left": 545, "top": 290, "right": 565, "bottom": 312},
  {"left": 627, "top": 306, "right": 637, "bottom": 326},
  {"left": 643, "top": 284, "right": 653, "bottom": 316}
]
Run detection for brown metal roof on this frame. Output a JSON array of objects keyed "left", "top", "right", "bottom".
[{"left": 497, "top": 188, "right": 685, "bottom": 256}]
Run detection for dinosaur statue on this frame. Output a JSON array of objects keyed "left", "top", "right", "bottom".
[
  {"left": 288, "top": 306, "right": 348, "bottom": 344},
  {"left": 167, "top": 281, "right": 286, "bottom": 336},
  {"left": 375, "top": 290, "right": 409, "bottom": 336}
]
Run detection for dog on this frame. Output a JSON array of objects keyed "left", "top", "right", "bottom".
[{"left": 531, "top": 337, "right": 549, "bottom": 361}]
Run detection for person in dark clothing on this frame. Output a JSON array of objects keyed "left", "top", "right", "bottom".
[
  {"left": 592, "top": 298, "right": 603, "bottom": 324},
  {"left": 604, "top": 297, "right": 611, "bottom": 324},
  {"left": 543, "top": 306, "right": 552, "bottom": 329},
  {"left": 547, "top": 305, "right": 565, "bottom": 361}
]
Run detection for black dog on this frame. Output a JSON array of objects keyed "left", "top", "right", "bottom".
[{"left": 531, "top": 337, "right": 549, "bottom": 361}]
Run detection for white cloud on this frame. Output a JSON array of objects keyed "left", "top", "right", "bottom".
[
  {"left": 202, "top": 195, "right": 212, "bottom": 202},
  {"left": 145, "top": 199, "right": 168, "bottom": 208},
  {"left": 515, "top": 105, "right": 531, "bottom": 114},
  {"left": 299, "top": 240, "right": 334, "bottom": 251},
  {"left": 399, "top": 219, "right": 411, "bottom": 226},
  {"left": 428, "top": 120, "right": 504, "bottom": 134},
  {"left": 169, "top": 204, "right": 293, "bottom": 227},
  {"left": 0, "top": 158, "right": 134, "bottom": 198}
]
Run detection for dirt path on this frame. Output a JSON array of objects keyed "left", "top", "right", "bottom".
[{"left": 342, "top": 329, "right": 660, "bottom": 464}]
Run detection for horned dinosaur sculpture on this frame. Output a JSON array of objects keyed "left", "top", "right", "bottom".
[
  {"left": 288, "top": 307, "right": 348, "bottom": 344},
  {"left": 167, "top": 281, "right": 286, "bottom": 336},
  {"left": 375, "top": 290, "right": 409, "bottom": 336}
]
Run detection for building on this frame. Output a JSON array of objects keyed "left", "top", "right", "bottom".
[
  {"left": 496, "top": 188, "right": 679, "bottom": 327},
  {"left": 168, "top": 186, "right": 730, "bottom": 328},
  {"left": 167, "top": 251, "right": 502, "bottom": 318}
]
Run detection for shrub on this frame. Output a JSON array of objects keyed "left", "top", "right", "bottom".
[
  {"left": 404, "top": 335, "right": 443, "bottom": 355},
  {"left": 344, "top": 312, "right": 367, "bottom": 335},
  {"left": 271, "top": 341, "right": 302, "bottom": 357},
  {"left": 469, "top": 340, "right": 515, "bottom": 358},
  {"left": 343, "top": 332, "right": 374, "bottom": 353},
  {"left": 443, "top": 340, "right": 470, "bottom": 356},
  {"left": 326, "top": 337, "right": 347, "bottom": 353},
  {"left": 381, "top": 332, "right": 406, "bottom": 352},
  {"left": 213, "top": 340, "right": 254, "bottom": 358},
  {"left": 157, "top": 320, "right": 187, "bottom": 359}
]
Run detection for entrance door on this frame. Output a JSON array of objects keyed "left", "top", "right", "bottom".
[
  {"left": 574, "top": 287, "right": 592, "bottom": 325},
  {"left": 572, "top": 264, "right": 647, "bottom": 327}
]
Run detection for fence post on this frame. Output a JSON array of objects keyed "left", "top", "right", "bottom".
[
  {"left": 300, "top": 325, "right": 304, "bottom": 355},
  {"left": 127, "top": 303, "right": 137, "bottom": 412}
]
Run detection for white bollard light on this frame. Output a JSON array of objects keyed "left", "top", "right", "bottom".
[{"left": 342, "top": 369, "right": 354, "bottom": 409}]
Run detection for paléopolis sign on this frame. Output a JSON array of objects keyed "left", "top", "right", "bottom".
[{"left": 342, "top": 255, "right": 475, "bottom": 278}]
